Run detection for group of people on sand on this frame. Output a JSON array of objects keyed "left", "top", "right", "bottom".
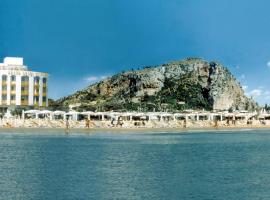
[
  {"left": 63, "top": 116, "right": 268, "bottom": 131},
  {"left": 111, "top": 117, "right": 124, "bottom": 127},
  {"left": 65, "top": 118, "right": 92, "bottom": 133}
]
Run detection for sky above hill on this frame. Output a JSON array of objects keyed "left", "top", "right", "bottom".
[{"left": 1, "top": 0, "right": 270, "bottom": 105}]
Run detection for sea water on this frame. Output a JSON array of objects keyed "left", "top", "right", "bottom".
[{"left": 1, "top": 129, "right": 270, "bottom": 200}]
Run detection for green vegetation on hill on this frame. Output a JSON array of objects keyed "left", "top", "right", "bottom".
[
  {"left": 55, "top": 58, "right": 258, "bottom": 112},
  {"left": 157, "top": 73, "right": 212, "bottom": 111}
]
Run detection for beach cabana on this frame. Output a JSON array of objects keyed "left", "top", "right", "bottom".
[
  {"left": 174, "top": 113, "right": 186, "bottom": 121},
  {"left": 90, "top": 112, "right": 106, "bottom": 121},
  {"left": 80, "top": 111, "right": 94, "bottom": 120},
  {"left": 80, "top": 111, "right": 112, "bottom": 121},
  {"left": 64, "top": 111, "right": 79, "bottom": 121},
  {"left": 52, "top": 111, "right": 66, "bottom": 120},
  {"left": 159, "top": 113, "right": 174, "bottom": 121},
  {"left": 101, "top": 112, "right": 116, "bottom": 121},
  {"left": 258, "top": 113, "right": 270, "bottom": 120},
  {"left": 224, "top": 113, "right": 235, "bottom": 118},
  {"left": 185, "top": 113, "right": 197, "bottom": 121},
  {"left": 147, "top": 113, "right": 161, "bottom": 121},
  {"left": 235, "top": 113, "right": 247, "bottom": 121},
  {"left": 131, "top": 113, "right": 149, "bottom": 121},
  {"left": 117, "top": 112, "right": 134, "bottom": 121},
  {"left": 197, "top": 112, "right": 211, "bottom": 121},
  {"left": 38, "top": 110, "right": 53, "bottom": 119},
  {"left": 209, "top": 113, "right": 224, "bottom": 121},
  {"left": 24, "top": 110, "right": 41, "bottom": 119}
]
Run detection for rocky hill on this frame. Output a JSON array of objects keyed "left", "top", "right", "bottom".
[{"left": 56, "top": 58, "right": 258, "bottom": 112}]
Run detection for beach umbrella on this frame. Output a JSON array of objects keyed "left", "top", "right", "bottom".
[
  {"left": 53, "top": 110, "right": 66, "bottom": 115},
  {"left": 25, "top": 110, "right": 40, "bottom": 114}
]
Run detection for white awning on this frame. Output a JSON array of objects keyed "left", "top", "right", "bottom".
[
  {"left": 53, "top": 110, "right": 66, "bottom": 115},
  {"left": 39, "top": 110, "right": 52, "bottom": 114},
  {"left": 65, "top": 111, "right": 79, "bottom": 115},
  {"left": 25, "top": 110, "right": 40, "bottom": 114},
  {"left": 81, "top": 111, "right": 94, "bottom": 115}
]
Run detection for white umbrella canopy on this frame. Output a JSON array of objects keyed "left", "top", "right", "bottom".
[
  {"left": 95, "top": 112, "right": 106, "bottom": 115},
  {"left": 259, "top": 113, "right": 270, "bottom": 118},
  {"left": 149, "top": 116, "right": 159, "bottom": 120},
  {"left": 39, "top": 110, "right": 52, "bottom": 114},
  {"left": 173, "top": 113, "right": 186, "bottom": 117},
  {"left": 24, "top": 110, "right": 40, "bottom": 114},
  {"left": 81, "top": 111, "right": 94, "bottom": 115},
  {"left": 53, "top": 110, "right": 66, "bottom": 115},
  {"left": 224, "top": 113, "right": 235, "bottom": 117},
  {"left": 106, "top": 112, "right": 121, "bottom": 118},
  {"left": 66, "top": 111, "right": 79, "bottom": 115},
  {"left": 140, "top": 116, "right": 149, "bottom": 120},
  {"left": 117, "top": 112, "right": 134, "bottom": 117},
  {"left": 134, "top": 113, "right": 145, "bottom": 117},
  {"left": 159, "top": 113, "right": 174, "bottom": 117},
  {"left": 235, "top": 113, "right": 246, "bottom": 117}
]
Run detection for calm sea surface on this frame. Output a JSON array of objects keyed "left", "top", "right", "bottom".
[{"left": 1, "top": 129, "right": 270, "bottom": 200}]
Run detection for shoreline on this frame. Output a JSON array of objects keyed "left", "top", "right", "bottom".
[
  {"left": 1, "top": 125, "right": 270, "bottom": 134},
  {"left": 0, "top": 118, "right": 269, "bottom": 134}
]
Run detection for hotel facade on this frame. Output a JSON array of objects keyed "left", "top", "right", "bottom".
[{"left": 0, "top": 57, "right": 48, "bottom": 110}]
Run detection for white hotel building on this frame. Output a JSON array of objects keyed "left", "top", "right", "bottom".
[{"left": 0, "top": 57, "right": 48, "bottom": 111}]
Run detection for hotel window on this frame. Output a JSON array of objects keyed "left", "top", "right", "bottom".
[
  {"left": 11, "top": 86, "right": 16, "bottom": 91},
  {"left": 21, "top": 76, "right": 29, "bottom": 82},
  {"left": 11, "top": 75, "right": 16, "bottom": 82},
  {"left": 2, "top": 85, "right": 7, "bottom": 91},
  {"left": 42, "top": 77, "right": 47, "bottom": 84},
  {"left": 34, "top": 96, "right": 39, "bottom": 102},
  {"left": 42, "top": 97, "right": 46, "bottom": 102},
  {"left": 21, "top": 86, "right": 25, "bottom": 91},
  {"left": 2, "top": 95, "right": 7, "bottom": 100},
  {"left": 2, "top": 75, "right": 7, "bottom": 82},
  {"left": 34, "top": 77, "right": 40, "bottom": 84},
  {"left": 21, "top": 96, "right": 28, "bottom": 101},
  {"left": 11, "top": 95, "right": 16, "bottom": 100}
]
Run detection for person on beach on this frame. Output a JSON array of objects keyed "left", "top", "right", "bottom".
[
  {"left": 226, "top": 118, "right": 230, "bottom": 126},
  {"left": 85, "top": 119, "right": 90, "bottom": 128},
  {"left": 183, "top": 119, "right": 187, "bottom": 128},
  {"left": 65, "top": 118, "right": 70, "bottom": 133},
  {"left": 214, "top": 120, "right": 218, "bottom": 128},
  {"left": 117, "top": 117, "right": 124, "bottom": 127}
]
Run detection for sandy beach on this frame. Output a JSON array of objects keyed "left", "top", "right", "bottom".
[{"left": 1, "top": 118, "right": 270, "bottom": 133}]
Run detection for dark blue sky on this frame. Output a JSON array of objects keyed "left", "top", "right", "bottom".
[{"left": 1, "top": 0, "right": 270, "bottom": 104}]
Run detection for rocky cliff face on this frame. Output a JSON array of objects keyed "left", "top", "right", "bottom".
[{"left": 57, "top": 58, "right": 257, "bottom": 111}]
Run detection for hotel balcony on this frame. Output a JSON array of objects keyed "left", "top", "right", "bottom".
[
  {"left": 21, "top": 100, "right": 28, "bottom": 106},
  {"left": 21, "top": 91, "right": 29, "bottom": 96},
  {"left": 1, "top": 100, "right": 7, "bottom": 105},
  {"left": 10, "top": 100, "right": 16, "bottom": 105},
  {"left": 2, "top": 81, "right": 7, "bottom": 85},
  {"left": 2, "top": 90, "right": 7, "bottom": 95},
  {"left": 11, "top": 81, "right": 16, "bottom": 86},
  {"left": 10, "top": 90, "right": 16, "bottom": 95},
  {"left": 34, "top": 92, "right": 39, "bottom": 96},
  {"left": 21, "top": 82, "right": 29, "bottom": 87},
  {"left": 42, "top": 102, "right": 46, "bottom": 107}
]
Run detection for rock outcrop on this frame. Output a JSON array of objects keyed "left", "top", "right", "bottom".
[{"left": 57, "top": 58, "right": 257, "bottom": 111}]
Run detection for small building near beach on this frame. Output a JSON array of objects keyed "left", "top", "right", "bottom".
[{"left": 0, "top": 57, "right": 48, "bottom": 114}]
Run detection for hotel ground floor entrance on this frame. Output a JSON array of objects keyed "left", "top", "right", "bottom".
[{"left": 0, "top": 107, "right": 7, "bottom": 118}]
